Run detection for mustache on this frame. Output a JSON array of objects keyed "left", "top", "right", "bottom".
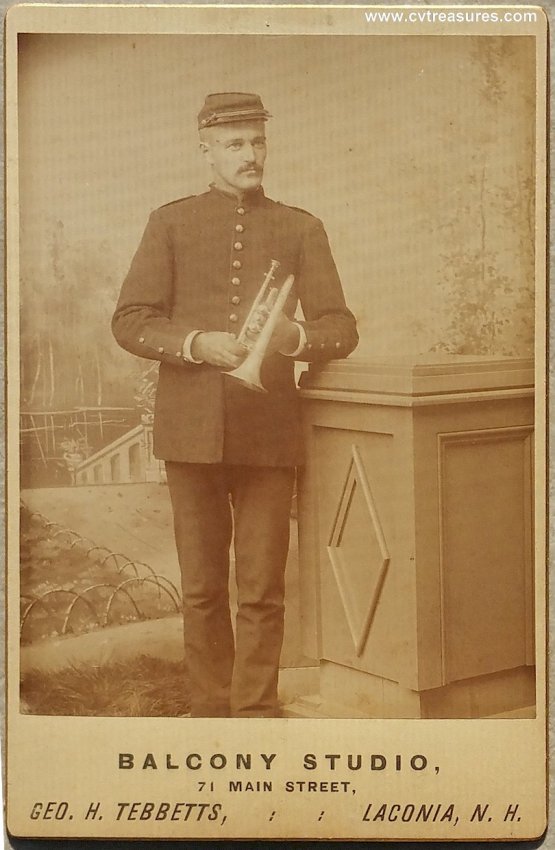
[{"left": 238, "top": 165, "right": 263, "bottom": 174}]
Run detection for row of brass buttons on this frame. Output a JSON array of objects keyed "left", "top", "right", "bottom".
[{"left": 229, "top": 207, "right": 246, "bottom": 322}]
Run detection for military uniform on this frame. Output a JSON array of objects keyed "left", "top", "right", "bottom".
[
  {"left": 113, "top": 186, "right": 357, "bottom": 466},
  {"left": 112, "top": 93, "right": 358, "bottom": 717}
]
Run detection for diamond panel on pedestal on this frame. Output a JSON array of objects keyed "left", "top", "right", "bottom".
[{"left": 327, "top": 445, "right": 390, "bottom": 656}]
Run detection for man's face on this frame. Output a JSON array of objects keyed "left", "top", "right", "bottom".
[{"left": 200, "top": 121, "right": 267, "bottom": 195}]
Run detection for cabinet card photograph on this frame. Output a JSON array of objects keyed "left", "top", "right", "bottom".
[{"left": 5, "top": 3, "right": 548, "bottom": 841}]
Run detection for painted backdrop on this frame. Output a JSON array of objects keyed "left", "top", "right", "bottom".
[{"left": 18, "top": 33, "right": 536, "bottom": 479}]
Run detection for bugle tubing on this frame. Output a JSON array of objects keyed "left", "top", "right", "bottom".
[{"left": 236, "top": 259, "right": 280, "bottom": 345}]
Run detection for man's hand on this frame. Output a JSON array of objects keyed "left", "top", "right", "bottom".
[
  {"left": 191, "top": 332, "right": 247, "bottom": 369},
  {"left": 267, "top": 314, "right": 301, "bottom": 355}
]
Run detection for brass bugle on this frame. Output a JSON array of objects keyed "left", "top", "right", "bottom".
[{"left": 226, "top": 270, "right": 295, "bottom": 393}]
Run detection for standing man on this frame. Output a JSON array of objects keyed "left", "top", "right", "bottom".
[{"left": 112, "top": 92, "right": 358, "bottom": 718}]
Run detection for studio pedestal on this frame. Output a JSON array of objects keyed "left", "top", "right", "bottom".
[{"left": 292, "top": 356, "right": 535, "bottom": 719}]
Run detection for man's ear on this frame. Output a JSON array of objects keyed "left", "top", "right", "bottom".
[{"left": 199, "top": 141, "right": 213, "bottom": 166}]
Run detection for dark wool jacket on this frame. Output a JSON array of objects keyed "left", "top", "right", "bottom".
[{"left": 112, "top": 185, "right": 358, "bottom": 466}]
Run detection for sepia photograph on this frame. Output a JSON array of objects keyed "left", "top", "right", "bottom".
[{"left": 5, "top": 4, "right": 547, "bottom": 841}]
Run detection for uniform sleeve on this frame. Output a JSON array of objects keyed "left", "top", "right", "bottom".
[
  {"left": 111, "top": 210, "right": 200, "bottom": 366},
  {"left": 294, "top": 217, "right": 358, "bottom": 363}
]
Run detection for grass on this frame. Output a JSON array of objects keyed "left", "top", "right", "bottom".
[{"left": 21, "top": 654, "right": 191, "bottom": 717}]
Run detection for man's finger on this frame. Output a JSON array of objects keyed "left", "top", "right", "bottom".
[
  {"left": 224, "top": 339, "right": 247, "bottom": 356},
  {"left": 219, "top": 353, "right": 241, "bottom": 369}
]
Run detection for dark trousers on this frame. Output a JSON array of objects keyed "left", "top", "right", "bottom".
[{"left": 165, "top": 462, "right": 295, "bottom": 718}]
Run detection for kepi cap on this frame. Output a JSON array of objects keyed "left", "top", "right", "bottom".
[{"left": 198, "top": 92, "right": 271, "bottom": 129}]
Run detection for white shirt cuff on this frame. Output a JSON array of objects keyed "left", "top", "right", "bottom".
[
  {"left": 182, "top": 330, "right": 204, "bottom": 363},
  {"left": 282, "top": 323, "right": 306, "bottom": 357}
]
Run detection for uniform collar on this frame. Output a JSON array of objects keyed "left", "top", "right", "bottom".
[{"left": 208, "top": 183, "right": 266, "bottom": 208}]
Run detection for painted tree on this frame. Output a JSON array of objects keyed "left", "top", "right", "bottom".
[
  {"left": 20, "top": 219, "right": 148, "bottom": 411},
  {"left": 429, "top": 38, "right": 535, "bottom": 357}
]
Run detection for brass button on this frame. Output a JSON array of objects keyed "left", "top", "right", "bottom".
[
  {"left": 320, "top": 343, "right": 325, "bottom": 349},
  {"left": 335, "top": 342, "right": 341, "bottom": 349},
  {"left": 139, "top": 336, "right": 145, "bottom": 343},
  {"left": 307, "top": 343, "right": 312, "bottom": 349},
  {"left": 229, "top": 313, "right": 238, "bottom": 322},
  {"left": 158, "top": 346, "right": 164, "bottom": 354},
  {"left": 235, "top": 224, "right": 244, "bottom": 233},
  {"left": 234, "top": 241, "right": 243, "bottom": 251},
  {"left": 231, "top": 295, "right": 240, "bottom": 305},
  {"left": 231, "top": 277, "right": 241, "bottom": 286},
  {"left": 176, "top": 351, "right": 182, "bottom": 357},
  {"left": 232, "top": 260, "right": 242, "bottom": 269},
  {"left": 236, "top": 207, "right": 245, "bottom": 215}
]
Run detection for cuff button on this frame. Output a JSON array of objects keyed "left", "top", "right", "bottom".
[
  {"left": 158, "top": 346, "right": 164, "bottom": 354},
  {"left": 139, "top": 336, "right": 145, "bottom": 343}
]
